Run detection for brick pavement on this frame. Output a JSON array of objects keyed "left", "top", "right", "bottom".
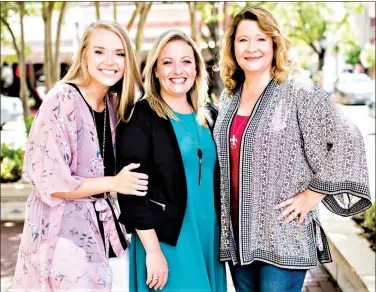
[{"left": 0, "top": 221, "right": 341, "bottom": 292}]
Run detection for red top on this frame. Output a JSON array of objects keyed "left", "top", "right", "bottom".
[{"left": 229, "top": 114, "right": 250, "bottom": 239}]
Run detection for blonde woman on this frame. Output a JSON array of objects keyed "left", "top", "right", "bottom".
[
  {"left": 214, "top": 6, "right": 371, "bottom": 292},
  {"left": 12, "top": 21, "right": 147, "bottom": 291},
  {"left": 116, "top": 30, "right": 226, "bottom": 291}
]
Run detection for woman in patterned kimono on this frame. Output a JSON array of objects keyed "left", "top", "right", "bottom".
[
  {"left": 214, "top": 6, "right": 372, "bottom": 292},
  {"left": 12, "top": 21, "right": 148, "bottom": 292},
  {"left": 116, "top": 30, "right": 226, "bottom": 291}
]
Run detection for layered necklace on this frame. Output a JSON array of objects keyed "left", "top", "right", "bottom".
[{"left": 174, "top": 108, "right": 203, "bottom": 185}]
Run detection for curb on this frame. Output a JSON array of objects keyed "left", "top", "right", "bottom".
[
  {"left": 1, "top": 183, "right": 31, "bottom": 202},
  {"left": 320, "top": 205, "right": 375, "bottom": 292}
]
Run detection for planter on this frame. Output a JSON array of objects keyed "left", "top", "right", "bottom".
[
  {"left": 320, "top": 205, "right": 376, "bottom": 292},
  {"left": 353, "top": 207, "right": 376, "bottom": 252},
  {"left": 1, "top": 177, "right": 22, "bottom": 183}
]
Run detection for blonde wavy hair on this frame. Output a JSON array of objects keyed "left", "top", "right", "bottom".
[
  {"left": 143, "top": 29, "right": 209, "bottom": 127},
  {"left": 220, "top": 6, "right": 298, "bottom": 93},
  {"left": 61, "top": 20, "right": 143, "bottom": 123}
]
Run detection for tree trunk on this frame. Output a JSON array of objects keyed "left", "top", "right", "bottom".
[
  {"left": 42, "top": 2, "right": 54, "bottom": 91},
  {"left": 187, "top": 2, "right": 199, "bottom": 44},
  {"left": 18, "top": 2, "right": 29, "bottom": 121},
  {"left": 0, "top": 16, "right": 20, "bottom": 57},
  {"left": 223, "top": 2, "right": 230, "bottom": 32},
  {"left": 318, "top": 49, "right": 326, "bottom": 72},
  {"left": 113, "top": 2, "right": 117, "bottom": 22},
  {"left": 126, "top": 3, "right": 140, "bottom": 31},
  {"left": 95, "top": 2, "right": 100, "bottom": 20},
  {"left": 53, "top": 2, "right": 67, "bottom": 82},
  {"left": 135, "top": 3, "right": 152, "bottom": 52}
]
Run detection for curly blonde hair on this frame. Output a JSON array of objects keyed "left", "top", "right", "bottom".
[
  {"left": 219, "top": 6, "right": 298, "bottom": 93},
  {"left": 61, "top": 20, "right": 143, "bottom": 123},
  {"left": 143, "top": 29, "right": 209, "bottom": 127}
]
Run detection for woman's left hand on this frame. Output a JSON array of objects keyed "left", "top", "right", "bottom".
[{"left": 274, "top": 189, "right": 326, "bottom": 225}]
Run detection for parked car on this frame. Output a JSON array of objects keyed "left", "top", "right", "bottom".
[
  {"left": 0, "top": 95, "right": 24, "bottom": 129},
  {"left": 334, "top": 73, "right": 375, "bottom": 105},
  {"left": 367, "top": 93, "right": 375, "bottom": 119}
]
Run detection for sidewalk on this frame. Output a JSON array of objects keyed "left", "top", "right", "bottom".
[{"left": 1, "top": 221, "right": 340, "bottom": 292}]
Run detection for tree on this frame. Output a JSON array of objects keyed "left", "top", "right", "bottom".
[
  {"left": 0, "top": 2, "right": 29, "bottom": 120},
  {"left": 361, "top": 44, "right": 376, "bottom": 69},
  {"left": 192, "top": 3, "right": 225, "bottom": 97},
  {"left": 18, "top": 2, "right": 28, "bottom": 121},
  {"left": 187, "top": 2, "right": 200, "bottom": 44},
  {"left": 126, "top": 3, "right": 141, "bottom": 31},
  {"left": 53, "top": 2, "right": 67, "bottom": 82},
  {"left": 135, "top": 3, "right": 152, "bottom": 52},
  {"left": 113, "top": 2, "right": 117, "bottom": 22},
  {"left": 0, "top": 3, "right": 20, "bottom": 57},
  {"left": 42, "top": 2, "right": 54, "bottom": 91},
  {"left": 361, "top": 43, "right": 376, "bottom": 79},
  {"left": 344, "top": 42, "right": 361, "bottom": 66},
  {"left": 95, "top": 2, "right": 100, "bottom": 20},
  {"left": 124, "top": 3, "right": 152, "bottom": 52},
  {"left": 270, "top": 2, "right": 362, "bottom": 72},
  {"left": 42, "top": 2, "right": 68, "bottom": 90},
  {"left": 197, "top": 2, "right": 221, "bottom": 57}
]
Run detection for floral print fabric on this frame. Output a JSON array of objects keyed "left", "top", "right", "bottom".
[{"left": 12, "top": 83, "right": 125, "bottom": 291}]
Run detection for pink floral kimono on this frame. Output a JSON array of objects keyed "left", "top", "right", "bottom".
[{"left": 12, "top": 83, "right": 127, "bottom": 291}]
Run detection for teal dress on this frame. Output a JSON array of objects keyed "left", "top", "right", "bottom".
[{"left": 129, "top": 112, "right": 227, "bottom": 291}]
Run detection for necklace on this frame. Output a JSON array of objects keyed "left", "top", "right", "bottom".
[
  {"left": 230, "top": 115, "right": 249, "bottom": 150},
  {"left": 175, "top": 111, "right": 203, "bottom": 185},
  {"left": 91, "top": 99, "right": 107, "bottom": 167}
]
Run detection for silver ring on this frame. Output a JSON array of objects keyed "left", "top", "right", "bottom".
[{"left": 153, "top": 277, "right": 159, "bottom": 281}]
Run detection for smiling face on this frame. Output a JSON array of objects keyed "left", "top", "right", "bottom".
[
  {"left": 154, "top": 39, "right": 197, "bottom": 100},
  {"left": 234, "top": 20, "right": 274, "bottom": 76},
  {"left": 85, "top": 28, "right": 125, "bottom": 89}
]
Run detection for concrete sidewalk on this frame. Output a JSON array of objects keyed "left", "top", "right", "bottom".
[{"left": 1, "top": 221, "right": 340, "bottom": 292}]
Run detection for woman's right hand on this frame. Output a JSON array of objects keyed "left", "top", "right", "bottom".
[
  {"left": 113, "top": 163, "right": 148, "bottom": 196},
  {"left": 146, "top": 249, "right": 168, "bottom": 290}
]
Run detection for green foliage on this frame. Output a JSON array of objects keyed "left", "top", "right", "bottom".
[
  {"left": 363, "top": 203, "right": 376, "bottom": 232},
  {"left": 25, "top": 115, "right": 35, "bottom": 136},
  {"left": 0, "top": 2, "right": 20, "bottom": 45},
  {"left": 344, "top": 42, "right": 361, "bottom": 66},
  {"left": 0, "top": 144, "right": 24, "bottom": 182},
  {"left": 361, "top": 44, "right": 376, "bottom": 69},
  {"left": 197, "top": 3, "right": 218, "bottom": 24},
  {"left": 353, "top": 202, "right": 376, "bottom": 251},
  {"left": 1, "top": 2, "right": 38, "bottom": 57}
]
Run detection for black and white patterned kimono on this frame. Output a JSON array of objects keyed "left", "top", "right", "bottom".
[{"left": 213, "top": 73, "right": 371, "bottom": 269}]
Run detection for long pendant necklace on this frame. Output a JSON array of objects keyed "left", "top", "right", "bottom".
[
  {"left": 175, "top": 111, "right": 203, "bottom": 185},
  {"left": 91, "top": 99, "right": 107, "bottom": 167}
]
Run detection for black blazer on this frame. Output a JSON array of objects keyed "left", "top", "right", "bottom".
[{"left": 116, "top": 99, "right": 219, "bottom": 246}]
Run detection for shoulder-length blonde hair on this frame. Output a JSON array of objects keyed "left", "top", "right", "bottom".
[
  {"left": 143, "top": 29, "right": 209, "bottom": 127},
  {"left": 220, "top": 6, "right": 298, "bottom": 93},
  {"left": 61, "top": 20, "right": 143, "bottom": 123}
]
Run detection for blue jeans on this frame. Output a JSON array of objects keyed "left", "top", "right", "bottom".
[{"left": 230, "top": 261, "right": 307, "bottom": 292}]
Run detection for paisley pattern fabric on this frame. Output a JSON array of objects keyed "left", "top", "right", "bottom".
[
  {"left": 213, "top": 74, "right": 371, "bottom": 269},
  {"left": 12, "top": 83, "right": 127, "bottom": 291}
]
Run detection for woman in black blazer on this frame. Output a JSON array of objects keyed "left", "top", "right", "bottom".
[{"left": 116, "top": 30, "right": 226, "bottom": 291}]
